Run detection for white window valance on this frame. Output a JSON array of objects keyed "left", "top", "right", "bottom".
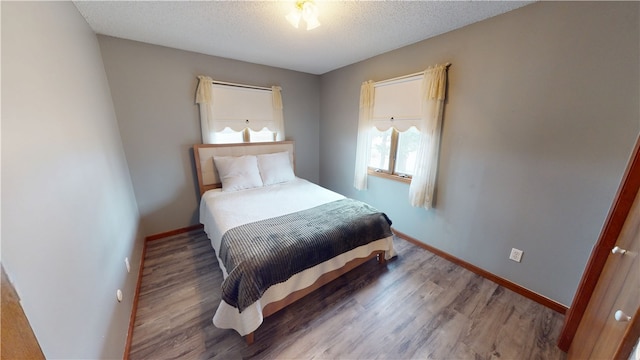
[
  {"left": 211, "top": 84, "right": 274, "bottom": 132},
  {"left": 195, "top": 76, "right": 285, "bottom": 143},
  {"left": 371, "top": 75, "right": 423, "bottom": 132}
]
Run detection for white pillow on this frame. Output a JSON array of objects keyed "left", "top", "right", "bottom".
[
  {"left": 213, "top": 155, "right": 263, "bottom": 192},
  {"left": 257, "top": 151, "right": 295, "bottom": 186}
]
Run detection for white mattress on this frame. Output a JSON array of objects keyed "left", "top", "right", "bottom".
[{"left": 200, "top": 178, "right": 396, "bottom": 336}]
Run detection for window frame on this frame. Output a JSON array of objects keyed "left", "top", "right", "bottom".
[{"left": 367, "top": 128, "right": 412, "bottom": 184}]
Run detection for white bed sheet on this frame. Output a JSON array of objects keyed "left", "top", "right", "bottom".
[{"left": 199, "top": 178, "right": 396, "bottom": 336}]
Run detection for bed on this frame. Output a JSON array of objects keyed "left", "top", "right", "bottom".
[{"left": 194, "top": 141, "right": 396, "bottom": 344}]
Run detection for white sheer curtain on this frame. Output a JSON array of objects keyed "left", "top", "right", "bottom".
[
  {"left": 195, "top": 75, "right": 215, "bottom": 144},
  {"left": 353, "top": 80, "right": 375, "bottom": 190},
  {"left": 272, "top": 86, "right": 286, "bottom": 141},
  {"left": 408, "top": 64, "right": 448, "bottom": 208}
]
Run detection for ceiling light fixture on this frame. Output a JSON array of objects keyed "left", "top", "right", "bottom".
[{"left": 286, "top": 0, "right": 320, "bottom": 31}]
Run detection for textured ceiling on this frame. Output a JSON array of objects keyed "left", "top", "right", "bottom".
[{"left": 74, "top": 1, "right": 532, "bottom": 75}]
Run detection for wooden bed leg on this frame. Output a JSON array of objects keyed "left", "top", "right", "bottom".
[
  {"left": 245, "top": 332, "right": 255, "bottom": 345},
  {"left": 377, "top": 251, "right": 387, "bottom": 265}
]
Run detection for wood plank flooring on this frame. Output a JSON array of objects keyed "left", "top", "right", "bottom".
[{"left": 129, "top": 230, "right": 567, "bottom": 359}]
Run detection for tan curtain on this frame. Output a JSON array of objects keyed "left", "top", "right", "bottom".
[
  {"left": 195, "top": 76, "right": 215, "bottom": 143},
  {"left": 353, "top": 80, "right": 375, "bottom": 190},
  {"left": 272, "top": 86, "right": 285, "bottom": 141},
  {"left": 408, "top": 64, "right": 449, "bottom": 208}
]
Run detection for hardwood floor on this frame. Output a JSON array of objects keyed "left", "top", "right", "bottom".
[{"left": 129, "top": 230, "right": 567, "bottom": 359}]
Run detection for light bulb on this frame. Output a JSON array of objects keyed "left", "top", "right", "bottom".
[
  {"left": 302, "top": 1, "right": 317, "bottom": 20},
  {"left": 287, "top": 1, "right": 320, "bottom": 30},
  {"left": 305, "top": 16, "right": 320, "bottom": 30},
  {"left": 286, "top": 9, "right": 302, "bottom": 28}
]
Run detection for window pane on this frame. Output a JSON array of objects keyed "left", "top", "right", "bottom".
[
  {"left": 215, "top": 127, "right": 244, "bottom": 144},
  {"left": 395, "top": 127, "right": 421, "bottom": 176},
  {"left": 249, "top": 128, "right": 275, "bottom": 142},
  {"left": 368, "top": 128, "right": 392, "bottom": 171}
]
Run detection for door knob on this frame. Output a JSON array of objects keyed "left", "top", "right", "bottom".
[
  {"left": 614, "top": 310, "right": 632, "bottom": 322},
  {"left": 612, "top": 246, "right": 628, "bottom": 255}
]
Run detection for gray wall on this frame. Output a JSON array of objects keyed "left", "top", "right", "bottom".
[
  {"left": 319, "top": 1, "right": 639, "bottom": 306},
  {"left": 1, "top": 2, "right": 143, "bottom": 358},
  {"left": 97, "top": 36, "right": 321, "bottom": 236}
]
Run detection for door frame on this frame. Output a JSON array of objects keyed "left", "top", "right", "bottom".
[{"left": 558, "top": 135, "right": 640, "bottom": 351}]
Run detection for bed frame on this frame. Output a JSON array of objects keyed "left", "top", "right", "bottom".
[{"left": 193, "top": 141, "right": 387, "bottom": 344}]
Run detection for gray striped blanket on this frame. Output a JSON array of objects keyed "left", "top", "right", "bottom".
[{"left": 218, "top": 198, "right": 392, "bottom": 312}]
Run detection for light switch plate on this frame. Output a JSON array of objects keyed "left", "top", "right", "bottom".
[{"left": 509, "top": 248, "right": 523, "bottom": 262}]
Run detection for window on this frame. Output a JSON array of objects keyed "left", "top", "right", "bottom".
[
  {"left": 215, "top": 127, "right": 245, "bottom": 144},
  {"left": 195, "top": 76, "right": 285, "bottom": 144},
  {"left": 354, "top": 64, "right": 449, "bottom": 209},
  {"left": 368, "top": 128, "right": 392, "bottom": 171},
  {"left": 368, "top": 127, "right": 420, "bottom": 180},
  {"left": 214, "top": 127, "right": 276, "bottom": 144},
  {"left": 249, "top": 128, "right": 277, "bottom": 142},
  {"left": 365, "top": 74, "right": 423, "bottom": 182},
  {"left": 395, "top": 127, "right": 421, "bottom": 175}
]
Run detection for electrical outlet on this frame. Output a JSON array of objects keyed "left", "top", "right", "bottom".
[{"left": 509, "top": 248, "right": 523, "bottom": 262}]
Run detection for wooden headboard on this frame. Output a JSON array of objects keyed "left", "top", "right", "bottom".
[{"left": 193, "top": 141, "right": 295, "bottom": 196}]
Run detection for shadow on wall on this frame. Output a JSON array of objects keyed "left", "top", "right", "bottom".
[
  {"left": 188, "top": 146, "right": 202, "bottom": 225},
  {"left": 99, "top": 220, "right": 146, "bottom": 359},
  {"left": 139, "top": 147, "right": 202, "bottom": 237}
]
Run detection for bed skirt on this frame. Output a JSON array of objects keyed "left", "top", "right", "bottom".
[{"left": 212, "top": 235, "right": 396, "bottom": 336}]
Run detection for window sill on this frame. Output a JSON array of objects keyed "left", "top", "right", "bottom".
[{"left": 367, "top": 169, "right": 411, "bottom": 184}]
